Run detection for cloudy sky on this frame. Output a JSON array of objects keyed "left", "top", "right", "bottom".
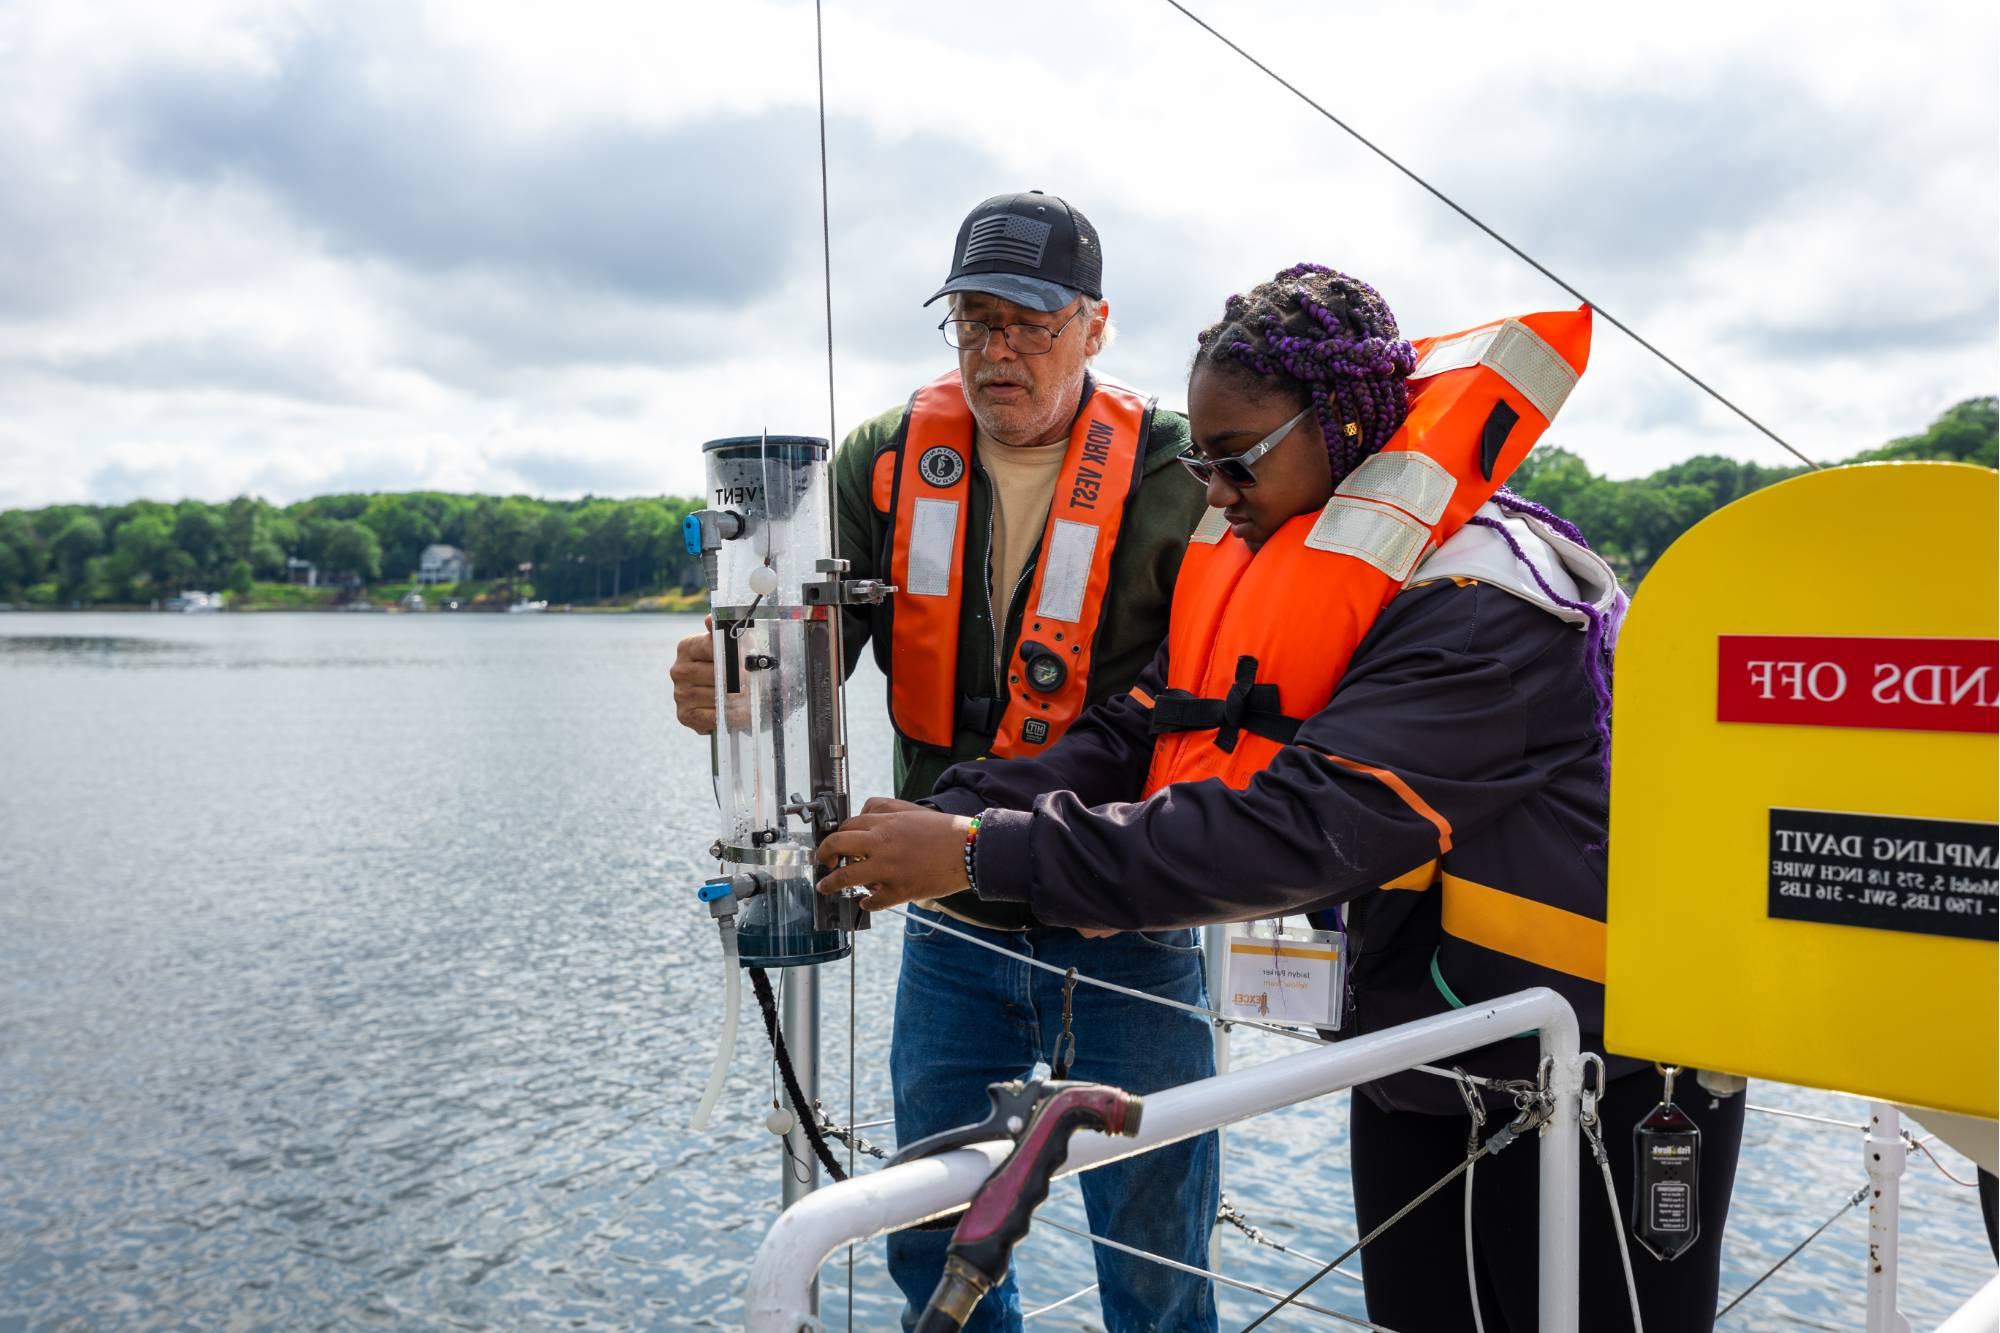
[{"left": 0, "top": 0, "right": 1992, "bottom": 509}]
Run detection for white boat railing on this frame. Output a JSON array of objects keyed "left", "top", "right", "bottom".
[{"left": 744, "top": 986, "right": 1584, "bottom": 1332}]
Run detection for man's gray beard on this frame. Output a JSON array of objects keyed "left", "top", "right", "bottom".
[{"left": 971, "top": 370, "right": 1085, "bottom": 447}]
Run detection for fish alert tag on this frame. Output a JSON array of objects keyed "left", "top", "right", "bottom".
[
  {"left": 1225, "top": 922, "right": 1344, "bottom": 1028},
  {"left": 1631, "top": 1064, "right": 1702, "bottom": 1261}
]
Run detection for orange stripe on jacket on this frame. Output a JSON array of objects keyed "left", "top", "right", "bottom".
[{"left": 1312, "top": 750, "right": 1454, "bottom": 856}]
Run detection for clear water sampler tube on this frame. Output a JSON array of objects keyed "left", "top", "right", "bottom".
[{"left": 685, "top": 434, "right": 883, "bottom": 969}]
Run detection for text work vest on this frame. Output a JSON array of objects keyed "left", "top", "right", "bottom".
[{"left": 875, "top": 371, "right": 1151, "bottom": 756}]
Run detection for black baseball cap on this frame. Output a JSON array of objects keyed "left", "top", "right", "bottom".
[{"left": 924, "top": 191, "right": 1104, "bottom": 313}]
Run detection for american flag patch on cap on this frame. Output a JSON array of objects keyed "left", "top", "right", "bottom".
[{"left": 962, "top": 214, "right": 1051, "bottom": 268}]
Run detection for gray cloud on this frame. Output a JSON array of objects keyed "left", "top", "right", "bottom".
[
  {"left": 38, "top": 335, "right": 365, "bottom": 404},
  {"left": 1423, "top": 69, "right": 1883, "bottom": 271},
  {"left": 1734, "top": 303, "right": 2000, "bottom": 360},
  {"left": 102, "top": 28, "right": 819, "bottom": 305},
  {"left": 0, "top": 137, "right": 131, "bottom": 322},
  {"left": 488, "top": 447, "right": 663, "bottom": 498},
  {"left": 61, "top": 12, "right": 1012, "bottom": 403}
]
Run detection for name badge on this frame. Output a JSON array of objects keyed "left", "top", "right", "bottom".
[{"left": 1225, "top": 923, "right": 1345, "bottom": 1028}]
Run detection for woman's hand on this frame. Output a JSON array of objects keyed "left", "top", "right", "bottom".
[{"left": 815, "top": 800, "right": 972, "bottom": 912}]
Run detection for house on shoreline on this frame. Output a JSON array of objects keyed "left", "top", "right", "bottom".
[{"left": 416, "top": 544, "right": 471, "bottom": 585}]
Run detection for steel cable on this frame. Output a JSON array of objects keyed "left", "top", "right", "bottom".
[
  {"left": 1714, "top": 1183, "right": 1870, "bottom": 1321},
  {"left": 1159, "top": 0, "right": 1821, "bottom": 472}
]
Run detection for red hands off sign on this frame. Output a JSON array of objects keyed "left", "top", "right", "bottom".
[{"left": 1717, "top": 635, "right": 1999, "bottom": 735}]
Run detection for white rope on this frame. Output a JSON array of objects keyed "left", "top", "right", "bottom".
[
  {"left": 1588, "top": 1129, "right": 1644, "bottom": 1332},
  {"left": 1453, "top": 1068, "right": 1490, "bottom": 1333},
  {"left": 1464, "top": 1156, "right": 1486, "bottom": 1333},
  {"left": 1034, "top": 1215, "right": 1399, "bottom": 1331},
  {"left": 1022, "top": 1281, "right": 1098, "bottom": 1320},
  {"left": 1575, "top": 1056, "right": 1644, "bottom": 1333}
]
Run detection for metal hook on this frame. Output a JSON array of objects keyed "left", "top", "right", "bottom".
[
  {"left": 1051, "top": 966, "right": 1079, "bottom": 1080},
  {"left": 1579, "top": 1051, "right": 1607, "bottom": 1136},
  {"left": 1451, "top": 1065, "right": 1487, "bottom": 1153}
]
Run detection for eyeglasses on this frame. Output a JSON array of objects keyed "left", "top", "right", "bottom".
[
  {"left": 939, "top": 304, "right": 1087, "bottom": 355},
  {"left": 1177, "top": 408, "right": 1311, "bottom": 489}
]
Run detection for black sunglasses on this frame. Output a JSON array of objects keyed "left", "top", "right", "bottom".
[{"left": 1177, "top": 408, "right": 1310, "bottom": 488}]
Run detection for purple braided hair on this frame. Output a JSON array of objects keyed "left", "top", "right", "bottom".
[
  {"left": 1201, "top": 269, "right": 1616, "bottom": 802},
  {"left": 1493, "top": 488, "right": 1591, "bottom": 550},
  {"left": 1194, "top": 262, "right": 1418, "bottom": 486},
  {"left": 1467, "top": 511, "right": 1616, "bottom": 796}
]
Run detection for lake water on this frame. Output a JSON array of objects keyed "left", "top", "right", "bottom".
[{"left": 0, "top": 612, "right": 1990, "bottom": 1330}]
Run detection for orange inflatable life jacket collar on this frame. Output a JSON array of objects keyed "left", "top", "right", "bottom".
[
  {"left": 878, "top": 370, "right": 1154, "bottom": 756},
  {"left": 1142, "top": 305, "right": 1592, "bottom": 797}
]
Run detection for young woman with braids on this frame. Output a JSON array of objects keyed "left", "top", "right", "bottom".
[{"left": 821, "top": 263, "right": 1744, "bottom": 1330}]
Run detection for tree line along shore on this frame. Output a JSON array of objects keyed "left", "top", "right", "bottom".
[{"left": 1, "top": 398, "right": 1990, "bottom": 612}]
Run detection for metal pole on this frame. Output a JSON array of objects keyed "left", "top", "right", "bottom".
[
  {"left": 1864, "top": 1102, "right": 1912, "bottom": 1333},
  {"left": 1202, "top": 922, "right": 1231, "bottom": 1272},
  {"left": 781, "top": 966, "right": 822, "bottom": 1316},
  {"left": 1537, "top": 1048, "right": 1584, "bottom": 1333}
]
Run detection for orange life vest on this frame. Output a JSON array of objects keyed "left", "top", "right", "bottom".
[
  {"left": 874, "top": 370, "right": 1151, "bottom": 756},
  {"left": 1141, "top": 305, "right": 1593, "bottom": 796}
]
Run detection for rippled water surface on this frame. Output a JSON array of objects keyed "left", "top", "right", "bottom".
[{"left": 0, "top": 613, "right": 1990, "bottom": 1330}]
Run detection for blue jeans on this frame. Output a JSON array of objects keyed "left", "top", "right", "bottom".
[{"left": 888, "top": 908, "right": 1220, "bottom": 1333}]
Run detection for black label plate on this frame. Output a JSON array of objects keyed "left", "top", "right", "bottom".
[{"left": 1767, "top": 808, "right": 1998, "bottom": 941}]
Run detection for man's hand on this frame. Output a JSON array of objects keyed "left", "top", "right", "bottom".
[
  {"left": 670, "top": 620, "right": 718, "bottom": 735},
  {"left": 815, "top": 805, "right": 972, "bottom": 912}
]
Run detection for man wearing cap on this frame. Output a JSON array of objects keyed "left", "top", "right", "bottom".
[{"left": 670, "top": 192, "right": 1216, "bottom": 1331}]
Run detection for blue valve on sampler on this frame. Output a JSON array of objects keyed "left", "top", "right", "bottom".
[
  {"left": 682, "top": 514, "right": 704, "bottom": 558},
  {"left": 698, "top": 878, "right": 735, "bottom": 904}
]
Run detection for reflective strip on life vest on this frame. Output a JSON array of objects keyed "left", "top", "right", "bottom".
[
  {"left": 1034, "top": 519, "right": 1099, "bottom": 622},
  {"left": 1188, "top": 505, "right": 1230, "bottom": 546},
  {"left": 1334, "top": 451, "right": 1459, "bottom": 527},
  {"left": 1440, "top": 871, "right": 1606, "bottom": 983},
  {"left": 1412, "top": 318, "right": 1580, "bottom": 423},
  {"left": 1301, "top": 495, "right": 1434, "bottom": 582},
  {"left": 906, "top": 498, "right": 961, "bottom": 597}
]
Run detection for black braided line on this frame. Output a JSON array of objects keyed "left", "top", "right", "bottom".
[{"left": 748, "top": 966, "right": 849, "bottom": 1183}]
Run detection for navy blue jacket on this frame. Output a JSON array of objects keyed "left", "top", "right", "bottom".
[{"left": 927, "top": 578, "right": 1637, "bottom": 1112}]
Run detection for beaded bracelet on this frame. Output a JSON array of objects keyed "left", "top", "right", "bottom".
[{"left": 962, "top": 814, "right": 983, "bottom": 892}]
